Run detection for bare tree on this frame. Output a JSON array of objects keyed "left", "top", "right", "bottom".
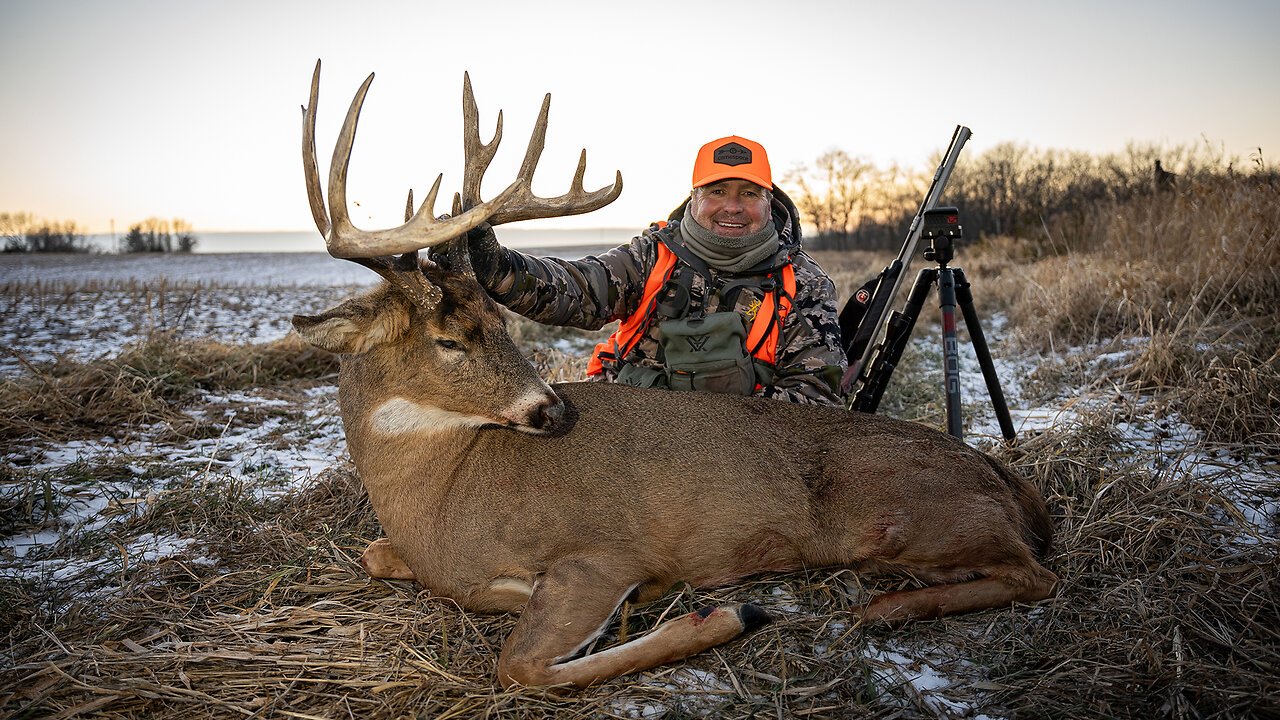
[
  {"left": 2, "top": 212, "right": 91, "bottom": 253},
  {"left": 784, "top": 149, "right": 873, "bottom": 242},
  {"left": 1, "top": 212, "right": 32, "bottom": 252},
  {"left": 173, "top": 218, "right": 198, "bottom": 252},
  {"left": 120, "top": 217, "right": 197, "bottom": 253}
]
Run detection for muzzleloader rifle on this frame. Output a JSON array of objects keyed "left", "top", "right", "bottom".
[{"left": 837, "top": 125, "right": 1017, "bottom": 442}]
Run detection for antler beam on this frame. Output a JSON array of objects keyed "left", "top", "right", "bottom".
[
  {"left": 460, "top": 73, "right": 623, "bottom": 224},
  {"left": 302, "top": 61, "right": 623, "bottom": 261}
]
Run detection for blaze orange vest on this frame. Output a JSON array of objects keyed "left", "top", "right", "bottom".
[{"left": 587, "top": 241, "right": 796, "bottom": 376}]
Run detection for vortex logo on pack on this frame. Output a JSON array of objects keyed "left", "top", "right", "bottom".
[
  {"left": 686, "top": 335, "right": 710, "bottom": 352},
  {"left": 713, "top": 143, "right": 751, "bottom": 167}
]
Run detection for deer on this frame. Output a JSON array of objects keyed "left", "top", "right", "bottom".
[{"left": 290, "top": 60, "right": 1059, "bottom": 690}]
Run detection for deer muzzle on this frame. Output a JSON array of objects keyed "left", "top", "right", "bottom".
[{"left": 502, "top": 386, "right": 564, "bottom": 434}]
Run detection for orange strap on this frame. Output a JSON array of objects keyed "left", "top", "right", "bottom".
[
  {"left": 588, "top": 243, "right": 678, "bottom": 375},
  {"left": 588, "top": 241, "right": 796, "bottom": 375},
  {"left": 745, "top": 264, "right": 796, "bottom": 366}
]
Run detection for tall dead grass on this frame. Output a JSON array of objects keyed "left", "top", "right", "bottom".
[
  {"left": 0, "top": 333, "right": 337, "bottom": 444},
  {"left": 975, "top": 174, "right": 1280, "bottom": 450}
]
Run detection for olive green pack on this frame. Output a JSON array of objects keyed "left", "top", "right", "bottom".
[{"left": 658, "top": 313, "right": 757, "bottom": 395}]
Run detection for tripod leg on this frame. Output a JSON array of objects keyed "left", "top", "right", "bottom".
[
  {"left": 954, "top": 268, "right": 1017, "bottom": 442},
  {"left": 937, "top": 267, "right": 963, "bottom": 439}
]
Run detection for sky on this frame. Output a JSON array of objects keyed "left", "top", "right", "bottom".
[{"left": 2, "top": 0, "right": 1277, "bottom": 235}]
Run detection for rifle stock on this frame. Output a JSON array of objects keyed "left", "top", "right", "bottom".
[{"left": 841, "top": 125, "right": 971, "bottom": 402}]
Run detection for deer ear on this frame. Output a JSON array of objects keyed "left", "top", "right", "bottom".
[{"left": 291, "top": 293, "right": 411, "bottom": 354}]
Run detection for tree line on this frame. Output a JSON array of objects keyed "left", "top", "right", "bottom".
[
  {"left": 786, "top": 141, "right": 1276, "bottom": 251},
  {"left": 1, "top": 213, "right": 198, "bottom": 254}
]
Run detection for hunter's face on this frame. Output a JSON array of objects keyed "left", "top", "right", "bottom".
[{"left": 689, "top": 180, "right": 771, "bottom": 239}]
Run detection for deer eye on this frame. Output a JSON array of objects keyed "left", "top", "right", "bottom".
[{"left": 437, "top": 339, "right": 462, "bottom": 351}]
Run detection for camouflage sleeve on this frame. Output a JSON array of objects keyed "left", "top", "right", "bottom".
[
  {"left": 481, "top": 230, "right": 659, "bottom": 331},
  {"left": 756, "top": 252, "right": 848, "bottom": 407}
]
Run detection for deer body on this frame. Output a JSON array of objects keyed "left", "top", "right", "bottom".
[
  {"left": 295, "top": 271, "right": 1056, "bottom": 689},
  {"left": 295, "top": 62, "right": 1056, "bottom": 688},
  {"left": 351, "top": 381, "right": 1046, "bottom": 609}
]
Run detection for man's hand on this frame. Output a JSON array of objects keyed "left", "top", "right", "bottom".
[{"left": 467, "top": 221, "right": 511, "bottom": 286}]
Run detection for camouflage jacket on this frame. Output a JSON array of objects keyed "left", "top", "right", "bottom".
[{"left": 481, "top": 192, "right": 847, "bottom": 406}]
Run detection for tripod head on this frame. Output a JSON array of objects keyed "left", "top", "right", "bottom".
[{"left": 921, "top": 207, "right": 962, "bottom": 266}]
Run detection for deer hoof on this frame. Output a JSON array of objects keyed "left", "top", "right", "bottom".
[{"left": 736, "top": 603, "right": 773, "bottom": 632}]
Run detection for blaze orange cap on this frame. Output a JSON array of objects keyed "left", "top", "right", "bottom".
[{"left": 691, "top": 135, "right": 772, "bottom": 190}]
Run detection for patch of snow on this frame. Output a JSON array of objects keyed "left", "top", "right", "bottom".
[
  {"left": 1, "top": 383, "right": 345, "bottom": 609},
  {"left": 866, "top": 639, "right": 999, "bottom": 719},
  {"left": 0, "top": 284, "right": 357, "bottom": 375},
  {"left": 769, "top": 585, "right": 802, "bottom": 614}
]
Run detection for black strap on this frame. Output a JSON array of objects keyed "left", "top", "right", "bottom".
[
  {"left": 660, "top": 232, "right": 715, "bottom": 283},
  {"left": 655, "top": 267, "right": 694, "bottom": 318}
]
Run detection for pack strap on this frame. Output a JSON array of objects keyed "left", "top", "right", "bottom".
[
  {"left": 587, "top": 243, "right": 678, "bottom": 375},
  {"left": 589, "top": 233, "right": 796, "bottom": 376},
  {"left": 744, "top": 264, "right": 796, "bottom": 366}
]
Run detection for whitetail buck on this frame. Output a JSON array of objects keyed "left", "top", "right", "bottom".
[{"left": 291, "top": 61, "right": 1058, "bottom": 689}]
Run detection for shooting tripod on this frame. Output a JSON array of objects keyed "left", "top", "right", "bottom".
[
  {"left": 846, "top": 208, "right": 1017, "bottom": 441},
  {"left": 839, "top": 126, "right": 1016, "bottom": 442}
]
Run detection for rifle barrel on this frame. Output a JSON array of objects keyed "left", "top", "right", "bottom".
[{"left": 851, "top": 125, "right": 971, "bottom": 395}]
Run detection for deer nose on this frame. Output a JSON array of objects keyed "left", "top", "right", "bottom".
[{"left": 535, "top": 392, "right": 564, "bottom": 430}]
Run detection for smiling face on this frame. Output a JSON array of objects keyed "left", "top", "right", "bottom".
[{"left": 687, "top": 179, "right": 772, "bottom": 239}]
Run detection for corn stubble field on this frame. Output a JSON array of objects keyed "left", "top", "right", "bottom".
[{"left": 1, "top": 173, "right": 1277, "bottom": 719}]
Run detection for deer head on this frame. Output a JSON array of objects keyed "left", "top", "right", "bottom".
[{"left": 292, "top": 60, "right": 622, "bottom": 434}]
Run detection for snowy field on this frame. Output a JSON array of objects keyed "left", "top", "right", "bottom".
[
  {"left": 0, "top": 244, "right": 618, "bottom": 287},
  {"left": 2, "top": 252, "right": 1277, "bottom": 717}
]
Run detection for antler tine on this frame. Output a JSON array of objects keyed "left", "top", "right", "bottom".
[
  {"left": 484, "top": 91, "right": 623, "bottom": 226},
  {"left": 302, "top": 60, "right": 331, "bottom": 239},
  {"left": 515, "top": 93, "right": 551, "bottom": 190},
  {"left": 462, "top": 72, "right": 503, "bottom": 206},
  {"left": 305, "top": 64, "right": 618, "bottom": 265},
  {"left": 309, "top": 65, "right": 502, "bottom": 260},
  {"left": 303, "top": 63, "right": 444, "bottom": 310}
]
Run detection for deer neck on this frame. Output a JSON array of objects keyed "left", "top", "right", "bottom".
[{"left": 336, "top": 381, "right": 480, "bottom": 497}]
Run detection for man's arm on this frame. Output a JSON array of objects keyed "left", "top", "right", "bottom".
[
  {"left": 757, "top": 253, "right": 847, "bottom": 407},
  {"left": 470, "top": 225, "right": 656, "bottom": 331}
]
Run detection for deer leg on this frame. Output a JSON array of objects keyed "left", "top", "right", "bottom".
[
  {"left": 862, "top": 563, "right": 1057, "bottom": 623},
  {"left": 360, "top": 538, "right": 416, "bottom": 580},
  {"left": 497, "top": 558, "right": 771, "bottom": 689}
]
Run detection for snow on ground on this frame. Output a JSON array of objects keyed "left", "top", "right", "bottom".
[
  {"left": 0, "top": 285, "right": 359, "bottom": 373},
  {"left": 2, "top": 273, "right": 352, "bottom": 607},
  {"left": 0, "top": 251, "right": 378, "bottom": 288},
  {"left": 938, "top": 320, "right": 1278, "bottom": 546},
  {"left": 3, "top": 256, "right": 1277, "bottom": 712},
  {"left": 1, "top": 382, "right": 346, "bottom": 609}
]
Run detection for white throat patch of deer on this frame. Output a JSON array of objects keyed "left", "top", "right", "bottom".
[{"left": 291, "top": 61, "right": 1058, "bottom": 690}]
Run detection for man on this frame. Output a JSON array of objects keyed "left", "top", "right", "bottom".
[{"left": 468, "top": 135, "right": 846, "bottom": 406}]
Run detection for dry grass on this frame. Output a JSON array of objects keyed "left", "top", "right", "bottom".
[
  {"left": 3, "top": 174, "right": 1279, "bottom": 717},
  {"left": 991, "top": 412, "right": 1278, "bottom": 718},
  {"left": 968, "top": 174, "right": 1280, "bottom": 453},
  {"left": 0, "top": 333, "right": 337, "bottom": 445},
  {"left": 3, "top": 418, "right": 1276, "bottom": 719}
]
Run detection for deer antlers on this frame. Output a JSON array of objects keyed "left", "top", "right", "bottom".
[{"left": 302, "top": 60, "right": 623, "bottom": 262}]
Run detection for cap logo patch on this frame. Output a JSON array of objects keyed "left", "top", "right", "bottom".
[{"left": 713, "top": 142, "right": 752, "bottom": 167}]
